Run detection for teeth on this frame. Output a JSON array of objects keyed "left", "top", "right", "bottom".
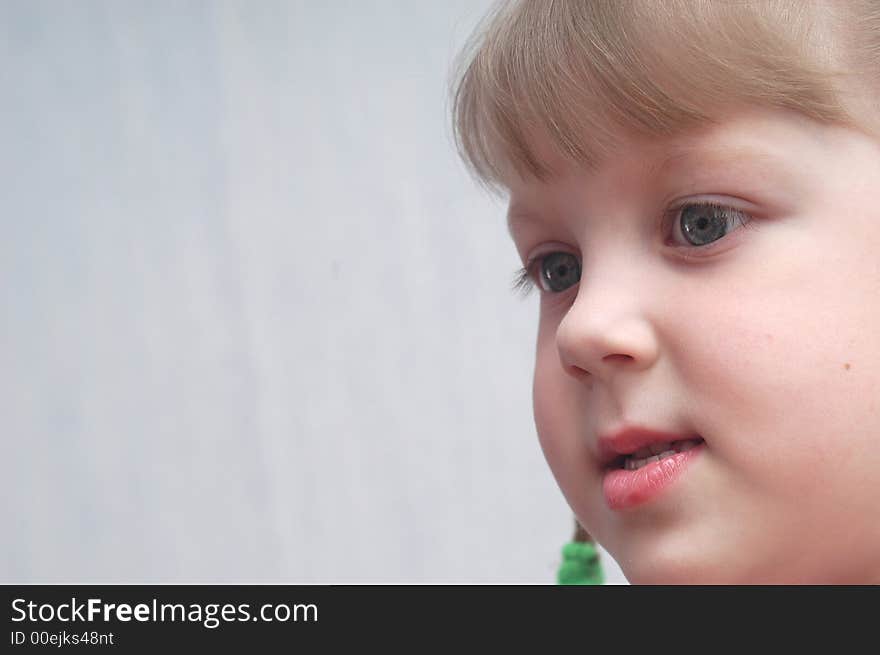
[
  {"left": 649, "top": 442, "right": 671, "bottom": 455},
  {"left": 623, "top": 438, "right": 702, "bottom": 470}
]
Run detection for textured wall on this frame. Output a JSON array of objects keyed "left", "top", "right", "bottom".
[{"left": 1, "top": 0, "right": 626, "bottom": 584}]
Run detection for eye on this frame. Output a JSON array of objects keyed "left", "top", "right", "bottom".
[
  {"left": 511, "top": 251, "right": 581, "bottom": 297},
  {"left": 668, "top": 201, "right": 751, "bottom": 249},
  {"left": 529, "top": 252, "right": 581, "bottom": 293}
]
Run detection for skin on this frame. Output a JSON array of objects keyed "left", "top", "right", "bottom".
[{"left": 506, "top": 107, "right": 880, "bottom": 583}]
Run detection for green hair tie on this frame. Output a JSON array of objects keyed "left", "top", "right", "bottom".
[{"left": 556, "top": 540, "right": 604, "bottom": 585}]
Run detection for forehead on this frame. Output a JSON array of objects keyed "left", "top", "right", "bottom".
[{"left": 505, "top": 108, "right": 823, "bottom": 232}]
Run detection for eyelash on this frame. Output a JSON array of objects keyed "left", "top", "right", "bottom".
[{"left": 511, "top": 200, "right": 753, "bottom": 297}]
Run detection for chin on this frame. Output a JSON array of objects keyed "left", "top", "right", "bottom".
[
  {"left": 612, "top": 539, "right": 755, "bottom": 585},
  {"left": 623, "top": 564, "right": 723, "bottom": 585},
  {"left": 620, "top": 552, "right": 816, "bottom": 585}
]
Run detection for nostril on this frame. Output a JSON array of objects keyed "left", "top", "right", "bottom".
[
  {"left": 565, "top": 364, "right": 591, "bottom": 380},
  {"left": 602, "top": 354, "right": 634, "bottom": 364}
]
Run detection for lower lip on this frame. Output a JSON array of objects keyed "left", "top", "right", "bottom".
[{"left": 602, "top": 444, "right": 704, "bottom": 511}]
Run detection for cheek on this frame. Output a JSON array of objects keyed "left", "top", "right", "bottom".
[
  {"left": 532, "top": 320, "right": 594, "bottom": 494},
  {"left": 674, "top": 238, "right": 880, "bottom": 505},
  {"left": 533, "top": 322, "right": 569, "bottom": 467}
]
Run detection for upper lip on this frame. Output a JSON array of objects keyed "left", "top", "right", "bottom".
[{"left": 597, "top": 426, "right": 703, "bottom": 469}]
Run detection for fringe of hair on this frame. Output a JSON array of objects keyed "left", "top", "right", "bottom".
[{"left": 449, "top": 0, "right": 880, "bottom": 197}]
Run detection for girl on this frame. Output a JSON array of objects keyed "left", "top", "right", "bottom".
[{"left": 450, "top": 0, "right": 880, "bottom": 583}]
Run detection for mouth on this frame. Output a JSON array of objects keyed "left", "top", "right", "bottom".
[
  {"left": 598, "top": 429, "right": 707, "bottom": 511},
  {"left": 597, "top": 425, "right": 706, "bottom": 471},
  {"left": 605, "top": 437, "right": 705, "bottom": 471}
]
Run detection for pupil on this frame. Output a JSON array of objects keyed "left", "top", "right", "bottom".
[{"left": 697, "top": 217, "right": 708, "bottom": 230}]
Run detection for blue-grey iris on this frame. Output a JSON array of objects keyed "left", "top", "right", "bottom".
[
  {"left": 541, "top": 253, "right": 580, "bottom": 292},
  {"left": 681, "top": 204, "right": 729, "bottom": 246}
]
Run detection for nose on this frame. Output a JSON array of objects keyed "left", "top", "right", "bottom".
[{"left": 555, "top": 278, "right": 660, "bottom": 383}]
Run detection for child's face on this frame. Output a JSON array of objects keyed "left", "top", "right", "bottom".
[{"left": 507, "top": 107, "right": 880, "bottom": 583}]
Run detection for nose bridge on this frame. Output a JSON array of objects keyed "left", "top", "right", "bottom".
[
  {"left": 555, "top": 248, "right": 659, "bottom": 379},
  {"left": 573, "top": 241, "right": 649, "bottom": 323}
]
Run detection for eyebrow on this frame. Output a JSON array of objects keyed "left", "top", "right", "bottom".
[
  {"left": 651, "top": 142, "right": 794, "bottom": 181},
  {"left": 507, "top": 205, "right": 548, "bottom": 238},
  {"left": 506, "top": 143, "right": 796, "bottom": 237}
]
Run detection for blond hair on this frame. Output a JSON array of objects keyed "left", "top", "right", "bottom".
[{"left": 449, "top": 0, "right": 880, "bottom": 195}]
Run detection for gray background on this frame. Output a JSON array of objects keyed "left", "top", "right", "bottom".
[{"left": 2, "top": 0, "right": 626, "bottom": 584}]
